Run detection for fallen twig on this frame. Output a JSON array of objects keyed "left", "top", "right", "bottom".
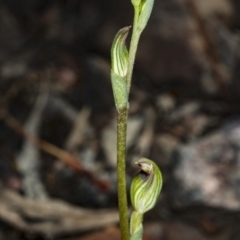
[
  {"left": 3, "top": 112, "right": 109, "bottom": 190},
  {"left": 0, "top": 186, "right": 118, "bottom": 238}
]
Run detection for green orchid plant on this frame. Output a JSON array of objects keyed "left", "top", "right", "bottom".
[{"left": 110, "top": 0, "right": 163, "bottom": 240}]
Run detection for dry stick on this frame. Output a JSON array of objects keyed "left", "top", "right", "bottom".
[
  {"left": 17, "top": 79, "right": 49, "bottom": 199},
  {"left": 3, "top": 112, "right": 109, "bottom": 190},
  {"left": 0, "top": 186, "right": 118, "bottom": 237},
  {"left": 0, "top": 78, "right": 108, "bottom": 190}
]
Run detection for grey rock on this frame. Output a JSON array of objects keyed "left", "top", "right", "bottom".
[{"left": 170, "top": 120, "right": 240, "bottom": 210}]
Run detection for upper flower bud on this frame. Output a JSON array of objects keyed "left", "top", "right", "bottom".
[
  {"left": 130, "top": 158, "right": 162, "bottom": 214},
  {"left": 111, "top": 26, "right": 130, "bottom": 78},
  {"left": 131, "top": 0, "right": 155, "bottom": 31}
]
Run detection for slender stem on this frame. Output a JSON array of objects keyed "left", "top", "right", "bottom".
[
  {"left": 126, "top": 8, "right": 142, "bottom": 94},
  {"left": 116, "top": 7, "right": 144, "bottom": 240},
  {"left": 117, "top": 107, "right": 129, "bottom": 240}
]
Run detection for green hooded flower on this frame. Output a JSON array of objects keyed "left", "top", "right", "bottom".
[{"left": 131, "top": 158, "right": 162, "bottom": 214}]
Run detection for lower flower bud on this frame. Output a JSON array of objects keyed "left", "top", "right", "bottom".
[{"left": 130, "top": 158, "right": 162, "bottom": 214}]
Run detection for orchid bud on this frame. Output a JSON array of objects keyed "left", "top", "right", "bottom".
[
  {"left": 130, "top": 158, "right": 162, "bottom": 214},
  {"left": 111, "top": 26, "right": 130, "bottom": 78},
  {"left": 110, "top": 27, "right": 130, "bottom": 110}
]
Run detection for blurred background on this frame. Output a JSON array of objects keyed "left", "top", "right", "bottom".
[{"left": 0, "top": 0, "right": 240, "bottom": 239}]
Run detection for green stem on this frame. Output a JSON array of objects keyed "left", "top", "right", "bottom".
[
  {"left": 126, "top": 8, "right": 142, "bottom": 94},
  {"left": 116, "top": 7, "right": 145, "bottom": 240},
  {"left": 130, "top": 211, "right": 143, "bottom": 235},
  {"left": 130, "top": 211, "right": 143, "bottom": 240},
  {"left": 117, "top": 107, "right": 129, "bottom": 240}
]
